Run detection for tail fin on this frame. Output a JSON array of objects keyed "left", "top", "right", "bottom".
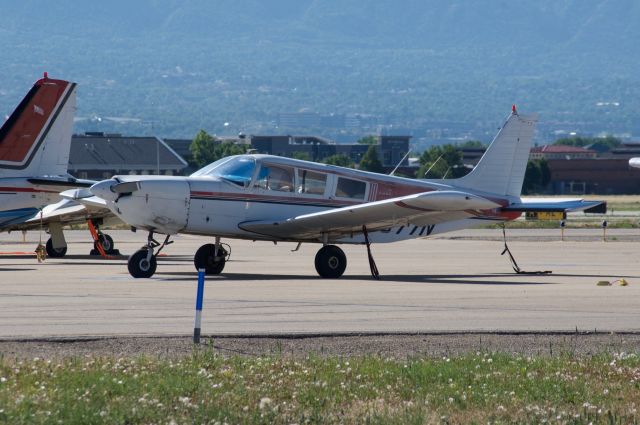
[
  {"left": 452, "top": 107, "right": 538, "bottom": 197},
  {"left": 0, "top": 74, "right": 77, "bottom": 177}
]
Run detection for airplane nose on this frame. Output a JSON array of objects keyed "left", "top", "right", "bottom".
[{"left": 90, "top": 179, "right": 119, "bottom": 201}]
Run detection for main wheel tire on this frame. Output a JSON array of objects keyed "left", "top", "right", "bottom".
[
  {"left": 128, "top": 249, "right": 157, "bottom": 278},
  {"left": 45, "top": 238, "right": 67, "bottom": 258},
  {"left": 194, "top": 243, "right": 227, "bottom": 275},
  {"left": 314, "top": 245, "right": 347, "bottom": 278},
  {"left": 95, "top": 233, "right": 115, "bottom": 253}
]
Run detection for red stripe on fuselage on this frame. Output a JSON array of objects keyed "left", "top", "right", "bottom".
[{"left": 0, "top": 78, "right": 69, "bottom": 162}]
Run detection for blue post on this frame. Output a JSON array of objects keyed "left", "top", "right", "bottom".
[{"left": 193, "top": 268, "right": 206, "bottom": 343}]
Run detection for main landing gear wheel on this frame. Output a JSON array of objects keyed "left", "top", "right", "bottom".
[
  {"left": 194, "top": 243, "right": 227, "bottom": 275},
  {"left": 45, "top": 238, "right": 67, "bottom": 258},
  {"left": 99, "top": 233, "right": 115, "bottom": 252},
  {"left": 128, "top": 249, "right": 157, "bottom": 278},
  {"left": 315, "top": 245, "right": 347, "bottom": 278},
  {"left": 90, "top": 233, "right": 117, "bottom": 255}
]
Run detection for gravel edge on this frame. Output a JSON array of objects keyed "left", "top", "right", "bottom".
[{"left": 2, "top": 332, "right": 639, "bottom": 360}]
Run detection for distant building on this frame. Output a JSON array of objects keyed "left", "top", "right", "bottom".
[
  {"left": 163, "top": 138, "right": 193, "bottom": 162},
  {"left": 529, "top": 145, "right": 597, "bottom": 160},
  {"left": 460, "top": 147, "right": 486, "bottom": 167},
  {"left": 249, "top": 135, "right": 411, "bottom": 168},
  {"left": 547, "top": 158, "right": 640, "bottom": 194},
  {"left": 69, "top": 133, "right": 188, "bottom": 179}
]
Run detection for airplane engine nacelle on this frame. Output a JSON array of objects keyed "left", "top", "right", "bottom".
[{"left": 100, "top": 178, "right": 190, "bottom": 235}]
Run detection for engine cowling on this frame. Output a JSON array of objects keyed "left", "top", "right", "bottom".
[{"left": 92, "top": 178, "right": 190, "bottom": 234}]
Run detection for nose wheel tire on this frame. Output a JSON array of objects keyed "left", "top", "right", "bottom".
[
  {"left": 128, "top": 249, "right": 157, "bottom": 278},
  {"left": 45, "top": 238, "right": 67, "bottom": 258},
  {"left": 314, "top": 245, "right": 347, "bottom": 278},
  {"left": 194, "top": 243, "right": 227, "bottom": 275}
]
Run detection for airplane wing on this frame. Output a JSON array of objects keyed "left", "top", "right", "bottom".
[
  {"left": 1, "top": 190, "right": 117, "bottom": 232},
  {"left": 503, "top": 198, "right": 607, "bottom": 214},
  {"left": 238, "top": 190, "right": 501, "bottom": 240}
]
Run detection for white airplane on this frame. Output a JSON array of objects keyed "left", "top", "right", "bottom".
[
  {"left": 629, "top": 158, "right": 640, "bottom": 169},
  {"left": 0, "top": 74, "right": 117, "bottom": 256},
  {"left": 72, "top": 107, "right": 603, "bottom": 278}
]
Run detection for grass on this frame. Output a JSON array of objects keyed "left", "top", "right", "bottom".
[
  {"left": 501, "top": 218, "right": 640, "bottom": 229},
  {"left": 1, "top": 350, "right": 640, "bottom": 424}
]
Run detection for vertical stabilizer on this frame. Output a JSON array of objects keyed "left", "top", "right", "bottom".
[
  {"left": 452, "top": 108, "right": 537, "bottom": 197},
  {"left": 0, "top": 75, "right": 77, "bottom": 177}
]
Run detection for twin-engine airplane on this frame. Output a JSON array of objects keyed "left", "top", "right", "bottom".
[
  {"left": 70, "top": 107, "right": 603, "bottom": 278},
  {"left": 0, "top": 75, "right": 117, "bottom": 256}
]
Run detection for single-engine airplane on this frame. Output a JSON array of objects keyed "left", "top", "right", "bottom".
[
  {"left": 71, "top": 107, "right": 604, "bottom": 278},
  {"left": 0, "top": 74, "right": 118, "bottom": 257}
]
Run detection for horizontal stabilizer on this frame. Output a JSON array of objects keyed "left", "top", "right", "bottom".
[{"left": 503, "top": 198, "right": 606, "bottom": 213}]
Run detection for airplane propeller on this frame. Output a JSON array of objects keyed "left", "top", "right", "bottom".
[{"left": 90, "top": 179, "right": 140, "bottom": 201}]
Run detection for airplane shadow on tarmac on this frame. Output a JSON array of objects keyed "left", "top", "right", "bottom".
[
  {"left": 0, "top": 267, "right": 36, "bottom": 272},
  {"left": 148, "top": 271, "right": 560, "bottom": 285},
  {"left": 151, "top": 271, "right": 640, "bottom": 285}
]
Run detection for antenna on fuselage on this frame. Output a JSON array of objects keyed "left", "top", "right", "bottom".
[
  {"left": 423, "top": 154, "right": 444, "bottom": 178},
  {"left": 389, "top": 149, "right": 412, "bottom": 176}
]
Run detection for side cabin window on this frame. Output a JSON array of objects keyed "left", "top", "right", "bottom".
[
  {"left": 297, "top": 169, "right": 327, "bottom": 196},
  {"left": 335, "top": 177, "right": 367, "bottom": 200},
  {"left": 255, "top": 164, "right": 294, "bottom": 192}
]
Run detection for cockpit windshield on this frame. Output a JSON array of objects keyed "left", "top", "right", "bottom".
[{"left": 190, "top": 156, "right": 256, "bottom": 187}]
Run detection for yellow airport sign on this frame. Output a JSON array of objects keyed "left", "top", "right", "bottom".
[{"left": 525, "top": 211, "right": 566, "bottom": 220}]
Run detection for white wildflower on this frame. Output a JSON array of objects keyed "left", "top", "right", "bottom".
[{"left": 259, "top": 397, "right": 272, "bottom": 410}]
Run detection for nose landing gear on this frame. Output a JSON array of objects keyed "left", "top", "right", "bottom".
[
  {"left": 127, "top": 231, "right": 172, "bottom": 278},
  {"left": 128, "top": 248, "right": 157, "bottom": 278}
]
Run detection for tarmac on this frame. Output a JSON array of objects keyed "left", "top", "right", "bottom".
[{"left": 1, "top": 228, "right": 639, "bottom": 338}]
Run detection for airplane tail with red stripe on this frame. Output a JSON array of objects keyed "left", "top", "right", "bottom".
[{"left": 0, "top": 75, "right": 77, "bottom": 177}]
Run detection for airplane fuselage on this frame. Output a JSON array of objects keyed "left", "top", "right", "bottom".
[{"left": 94, "top": 155, "right": 520, "bottom": 245}]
